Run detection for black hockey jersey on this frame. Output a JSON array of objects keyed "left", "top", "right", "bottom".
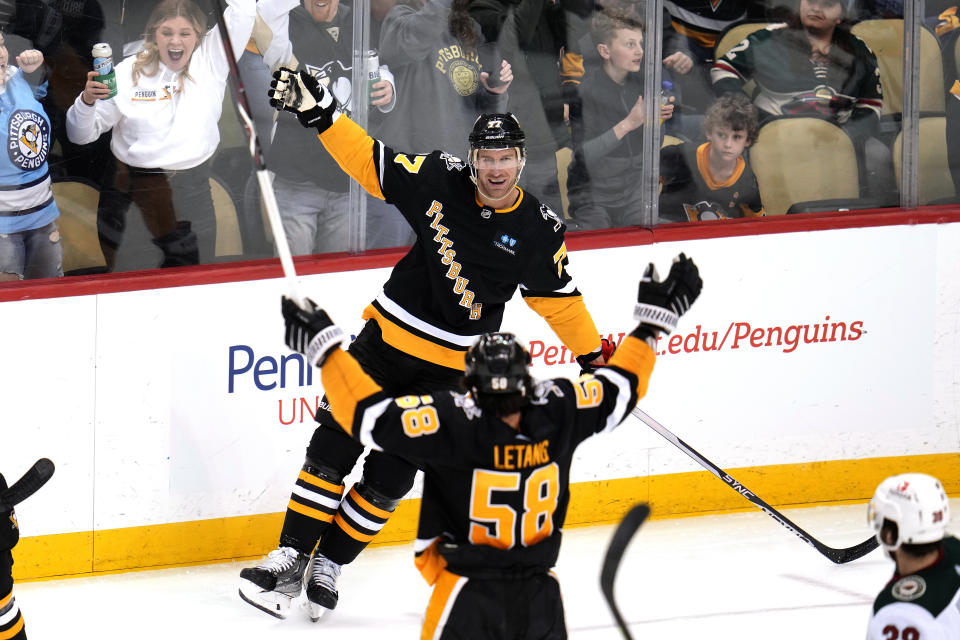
[
  {"left": 659, "top": 141, "right": 765, "bottom": 222},
  {"left": 664, "top": 0, "right": 762, "bottom": 50},
  {"left": 319, "top": 334, "right": 656, "bottom": 580},
  {"left": 867, "top": 536, "right": 960, "bottom": 639},
  {"left": 711, "top": 24, "right": 882, "bottom": 134},
  {"left": 318, "top": 116, "right": 602, "bottom": 371}
]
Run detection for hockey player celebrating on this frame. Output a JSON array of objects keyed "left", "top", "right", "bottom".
[
  {"left": 866, "top": 472, "right": 959, "bottom": 639},
  {"left": 238, "top": 69, "right": 616, "bottom": 620},
  {"left": 278, "top": 253, "right": 701, "bottom": 638},
  {"left": 1, "top": 474, "right": 26, "bottom": 640}
]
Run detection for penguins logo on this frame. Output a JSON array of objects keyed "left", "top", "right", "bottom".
[{"left": 8, "top": 110, "right": 49, "bottom": 170}]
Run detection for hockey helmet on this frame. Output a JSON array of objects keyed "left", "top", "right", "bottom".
[
  {"left": 867, "top": 473, "right": 951, "bottom": 552},
  {"left": 469, "top": 113, "right": 526, "bottom": 153},
  {"left": 464, "top": 332, "right": 532, "bottom": 411}
]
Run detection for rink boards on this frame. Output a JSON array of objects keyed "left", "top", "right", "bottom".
[{"left": 1, "top": 221, "right": 958, "bottom": 579}]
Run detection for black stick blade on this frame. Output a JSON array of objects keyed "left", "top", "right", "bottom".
[
  {"left": 0, "top": 458, "right": 55, "bottom": 510},
  {"left": 600, "top": 503, "right": 650, "bottom": 640}
]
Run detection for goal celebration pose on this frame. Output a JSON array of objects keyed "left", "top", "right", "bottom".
[
  {"left": 279, "top": 253, "right": 702, "bottom": 637},
  {"left": 240, "top": 67, "right": 615, "bottom": 621}
]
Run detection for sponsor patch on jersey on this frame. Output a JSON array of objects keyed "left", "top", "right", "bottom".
[
  {"left": 891, "top": 576, "right": 927, "bottom": 601},
  {"left": 8, "top": 109, "right": 49, "bottom": 171},
  {"left": 493, "top": 232, "right": 518, "bottom": 255}
]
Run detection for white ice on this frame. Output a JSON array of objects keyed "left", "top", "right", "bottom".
[{"left": 14, "top": 499, "right": 958, "bottom": 639}]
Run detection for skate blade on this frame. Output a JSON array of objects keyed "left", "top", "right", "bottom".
[
  {"left": 238, "top": 580, "right": 295, "bottom": 619},
  {"left": 304, "top": 599, "right": 330, "bottom": 623}
]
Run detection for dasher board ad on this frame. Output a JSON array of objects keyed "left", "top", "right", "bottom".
[{"left": 0, "top": 222, "right": 957, "bottom": 536}]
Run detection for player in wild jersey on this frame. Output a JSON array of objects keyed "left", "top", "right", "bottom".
[
  {"left": 279, "top": 253, "right": 702, "bottom": 638},
  {"left": 239, "top": 68, "right": 615, "bottom": 621},
  {"left": 866, "top": 473, "right": 959, "bottom": 640}
]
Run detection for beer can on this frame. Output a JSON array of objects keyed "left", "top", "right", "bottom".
[
  {"left": 365, "top": 49, "right": 381, "bottom": 97},
  {"left": 92, "top": 42, "right": 118, "bottom": 99}
]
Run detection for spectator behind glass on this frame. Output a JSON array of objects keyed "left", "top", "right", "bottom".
[
  {"left": 0, "top": 34, "right": 62, "bottom": 282},
  {"left": 566, "top": 9, "right": 675, "bottom": 230},
  {"left": 661, "top": 0, "right": 766, "bottom": 111},
  {"left": 470, "top": 0, "right": 594, "bottom": 216},
  {"left": 65, "top": 0, "right": 259, "bottom": 271},
  {"left": 370, "top": 0, "right": 513, "bottom": 248},
  {"left": 711, "top": 0, "right": 893, "bottom": 202},
  {"left": 563, "top": 0, "right": 686, "bottom": 136},
  {"left": 659, "top": 93, "right": 764, "bottom": 222},
  {"left": 254, "top": 0, "right": 396, "bottom": 257}
]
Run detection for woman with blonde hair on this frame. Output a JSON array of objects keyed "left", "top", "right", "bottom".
[{"left": 65, "top": 0, "right": 270, "bottom": 270}]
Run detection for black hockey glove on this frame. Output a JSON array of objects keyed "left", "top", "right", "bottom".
[
  {"left": 281, "top": 296, "right": 348, "bottom": 367},
  {"left": 268, "top": 67, "right": 340, "bottom": 133},
  {"left": 0, "top": 474, "right": 19, "bottom": 553},
  {"left": 634, "top": 253, "right": 702, "bottom": 336},
  {"left": 576, "top": 337, "right": 617, "bottom": 374}
]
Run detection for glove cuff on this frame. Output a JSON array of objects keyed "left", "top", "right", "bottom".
[
  {"left": 634, "top": 303, "right": 678, "bottom": 334},
  {"left": 306, "top": 324, "right": 348, "bottom": 367}
]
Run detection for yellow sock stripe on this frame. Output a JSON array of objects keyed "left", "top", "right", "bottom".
[
  {"left": 333, "top": 513, "right": 377, "bottom": 543},
  {"left": 348, "top": 489, "right": 393, "bottom": 521},
  {"left": 421, "top": 570, "right": 464, "bottom": 640},
  {"left": 288, "top": 500, "right": 335, "bottom": 522},
  {"left": 297, "top": 470, "right": 344, "bottom": 495},
  {"left": 0, "top": 591, "right": 10, "bottom": 609},
  {"left": 0, "top": 616, "right": 24, "bottom": 640}
]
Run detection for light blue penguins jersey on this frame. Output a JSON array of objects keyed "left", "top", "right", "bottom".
[{"left": 0, "top": 67, "right": 57, "bottom": 234}]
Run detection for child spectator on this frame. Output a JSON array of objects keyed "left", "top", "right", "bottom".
[
  {"left": 566, "top": 9, "right": 675, "bottom": 230},
  {"left": 659, "top": 93, "right": 765, "bottom": 222},
  {"left": 0, "top": 35, "right": 62, "bottom": 281}
]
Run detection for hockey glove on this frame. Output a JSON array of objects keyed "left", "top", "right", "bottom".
[
  {"left": 268, "top": 67, "right": 340, "bottom": 133},
  {"left": 634, "top": 253, "right": 702, "bottom": 335},
  {"left": 576, "top": 337, "right": 617, "bottom": 374},
  {"left": 281, "top": 296, "right": 348, "bottom": 367},
  {"left": 0, "top": 474, "right": 19, "bottom": 553}
]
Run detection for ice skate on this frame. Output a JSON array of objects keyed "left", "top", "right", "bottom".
[
  {"left": 304, "top": 551, "right": 341, "bottom": 622},
  {"left": 238, "top": 546, "right": 309, "bottom": 619}
]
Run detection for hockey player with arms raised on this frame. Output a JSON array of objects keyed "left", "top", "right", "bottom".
[
  {"left": 239, "top": 69, "right": 617, "bottom": 620},
  {"left": 866, "top": 473, "right": 959, "bottom": 640},
  {"left": 278, "top": 253, "right": 701, "bottom": 638}
]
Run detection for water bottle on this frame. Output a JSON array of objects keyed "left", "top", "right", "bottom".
[
  {"left": 660, "top": 80, "right": 675, "bottom": 125},
  {"left": 92, "top": 43, "right": 117, "bottom": 99}
]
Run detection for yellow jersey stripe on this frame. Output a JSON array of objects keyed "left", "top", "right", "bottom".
[
  {"left": 321, "top": 349, "right": 384, "bottom": 436},
  {"left": 361, "top": 305, "right": 468, "bottom": 371},
  {"left": 319, "top": 116, "right": 386, "bottom": 200},
  {"left": 522, "top": 294, "right": 601, "bottom": 357},
  {"left": 608, "top": 335, "right": 656, "bottom": 399},
  {"left": 421, "top": 570, "right": 466, "bottom": 640}
]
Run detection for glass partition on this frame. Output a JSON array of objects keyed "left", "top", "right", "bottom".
[{"left": 2, "top": 0, "right": 958, "bottom": 284}]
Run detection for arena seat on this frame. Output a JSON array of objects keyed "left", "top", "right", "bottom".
[
  {"left": 750, "top": 117, "right": 860, "bottom": 215},
  {"left": 893, "top": 116, "right": 957, "bottom": 204}
]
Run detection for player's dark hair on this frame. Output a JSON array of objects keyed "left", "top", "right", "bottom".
[
  {"left": 882, "top": 519, "right": 945, "bottom": 558},
  {"left": 590, "top": 8, "right": 645, "bottom": 48},
  {"left": 703, "top": 93, "right": 760, "bottom": 144}
]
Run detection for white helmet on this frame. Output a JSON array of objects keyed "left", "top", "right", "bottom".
[{"left": 867, "top": 473, "right": 950, "bottom": 552}]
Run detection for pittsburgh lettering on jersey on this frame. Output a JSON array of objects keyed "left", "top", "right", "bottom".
[
  {"left": 424, "top": 200, "right": 483, "bottom": 319},
  {"left": 493, "top": 440, "right": 551, "bottom": 470}
]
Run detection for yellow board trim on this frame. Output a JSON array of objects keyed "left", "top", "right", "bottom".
[{"left": 11, "top": 453, "right": 959, "bottom": 580}]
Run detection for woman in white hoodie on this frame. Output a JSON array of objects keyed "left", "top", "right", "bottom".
[{"left": 66, "top": 0, "right": 259, "bottom": 270}]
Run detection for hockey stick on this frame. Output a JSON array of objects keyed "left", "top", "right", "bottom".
[
  {"left": 0, "top": 458, "right": 55, "bottom": 511},
  {"left": 211, "top": 0, "right": 303, "bottom": 305},
  {"left": 632, "top": 407, "right": 878, "bottom": 564},
  {"left": 600, "top": 502, "right": 649, "bottom": 640}
]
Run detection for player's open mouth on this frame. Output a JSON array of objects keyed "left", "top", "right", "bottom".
[{"left": 168, "top": 49, "right": 185, "bottom": 62}]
